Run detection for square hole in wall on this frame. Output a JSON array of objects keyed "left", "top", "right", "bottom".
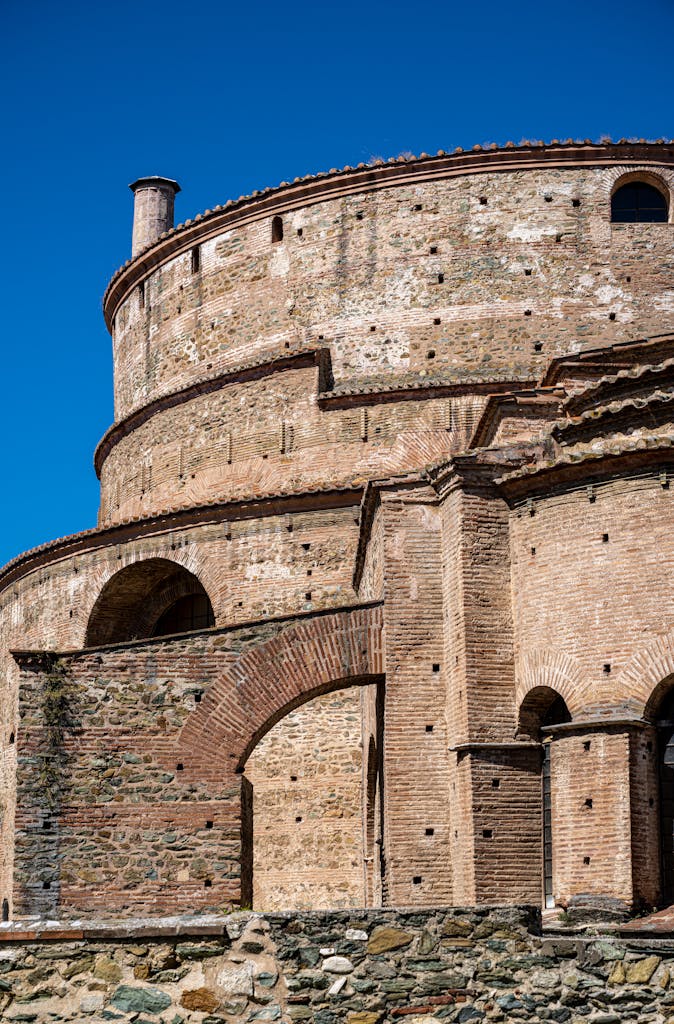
[
  {"left": 206, "top": 820, "right": 213, "bottom": 829},
  {"left": 425, "top": 725, "right": 434, "bottom": 733},
  {"left": 491, "top": 778, "right": 500, "bottom": 788},
  {"left": 482, "top": 829, "right": 493, "bottom": 839},
  {"left": 432, "top": 663, "right": 440, "bottom": 673},
  {"left": 425, "top": 828, "right": 435, "bottom": 836},
  {"left": 413, "top": 876, "right": 422, "bottom": 884}
]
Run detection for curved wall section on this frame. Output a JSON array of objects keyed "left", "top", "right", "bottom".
[{"left": 108, "top": 156, "right": 674, "bottom": 423}]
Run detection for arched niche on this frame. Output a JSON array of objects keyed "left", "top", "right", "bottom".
[
  {"left": 518, "top": 686, "right": 571, "bottom": 909},
  {"left": 85, "top": 558, "right": 214, "bottom": 647},
  {"left": 243, "top": 682, "right": 378, "bottom": 911}
]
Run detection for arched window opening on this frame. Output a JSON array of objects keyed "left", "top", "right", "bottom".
[
  {"left": 657, "top": 689, "right": 674, "bottom": 904},
  {"left": 611, "top": 181, "right": 668, "bottom": 223},
  {"left": 518, "top": 687, "right": 571, "bottom": 910},
  {"left": 244, "top": 683, "right": 377, "bottom": 911},
  {"left": 85, "top": 559, "right": 215, "bottom": 647},
  {"left": 271, "top": 215, "right": 284, "bottom": 243},
  {"left": 152, "top": 593, "right": 214, "bottom": 637},
  {"left": 1, "top": 899, "right": 8, "bottom": 922}
]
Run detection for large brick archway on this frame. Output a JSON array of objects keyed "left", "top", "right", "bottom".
[{"left": 178, "top": 603, "right": 384, "bottom": 774}]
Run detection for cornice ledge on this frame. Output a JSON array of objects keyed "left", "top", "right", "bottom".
[
  {"left": 95, "top": 346, "right": 331, "bottom": 476},
  {"left": 103, "top": 144, "right": 674, "bottom": 331},
  {"left": 495, "top": 443, "right": 674, "bottom": 501},
  {"left": 0, "top": 486, "right": 363, "bottom": 597}
]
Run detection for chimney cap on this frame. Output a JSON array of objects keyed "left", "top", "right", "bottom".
[{"left": 129, "top": 176, "right": 181, "bottom": 195}]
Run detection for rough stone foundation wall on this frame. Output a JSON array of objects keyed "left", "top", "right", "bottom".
[{"left": 0, "top": 907, "right": 673, "bottom": 1023}]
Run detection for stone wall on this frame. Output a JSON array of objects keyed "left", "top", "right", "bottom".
[
  {"left": 11, "top": 605, "right": 382, "bottom": 919},
  {"left": 245, "top": 689, "right": 365, "bottom": 911},
  {"left": 0, "top": 906, "right": 672, "bottom": 1023}
]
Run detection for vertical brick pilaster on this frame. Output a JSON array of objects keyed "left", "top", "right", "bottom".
[{"left": 380, "top": 487, "right": 452, "bottom": 905}]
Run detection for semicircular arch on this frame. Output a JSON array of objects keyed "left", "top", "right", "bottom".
[
  {"left": 516, "top": 647, "right": 585, "bottom": 722},
  {"left": 620, "top": 629, "right": 674, "bottom": 720},
  {"left": 178, "top": 604, "right": 384, "bottom": 772},
  {"left": 84, "top": 556, "right": 215, "bottom": 647}
]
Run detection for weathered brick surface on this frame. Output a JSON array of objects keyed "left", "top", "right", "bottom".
[{"left": 2, "top": 143, "right": 674, "bottom": 920}]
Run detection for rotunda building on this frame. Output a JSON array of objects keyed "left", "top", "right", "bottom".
[{"left": 2, "top": 140, "right": 674, "bottom": 920}]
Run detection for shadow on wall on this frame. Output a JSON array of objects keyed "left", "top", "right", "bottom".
[{"left": 85, "top": 559, "right": 214, "bottom": 647}]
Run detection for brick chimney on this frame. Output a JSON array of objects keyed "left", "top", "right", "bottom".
[{"left": 129, "top": 176, "right": 181, "bottom": 257}]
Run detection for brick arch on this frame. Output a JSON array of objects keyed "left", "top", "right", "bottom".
[
  {"left": 601, "top": 164, "right": 674, "bottom": 201},
  {"left": 84, "top": 557, "right": 214, "bottom": 647},
  {"left": 619, "top": 630, "right": 674, "bottom": 720},
  {"left": 178, "top": 604, "right": 383, "bottom": 772},
  {"left": 516, "top": 648, "right": 586, "bottom": 722},
  {"left": 79, "top": 542, "right": 222, "bottom": 648}
]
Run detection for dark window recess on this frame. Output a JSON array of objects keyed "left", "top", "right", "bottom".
[
  {"left": 572, "top": 198, "right": 581, "bottom": 207},
  {"left": 425, "top": 827, "right": 434, "bottom": 835},
  {"left": 205, "top": 821, "right": 213, "bottom": 829},
  {"left": 585, "top": 798, "right": 593, "bottom": 808},
  {"left": 492, "top": 778, "right": 500, "bottom": 788},
  {"left": 432, "top": 663, "right": 440, "bottom": 673},
  {"left": 152, "top": 593, "right": 215, "bottom": 637},
  {"left": 8, "top": 732, "right": 14, "bottom": 745},
  {"left": 479, "top": 196, "right": 487, "bottom": 205},
  {"left": 297, "top": 227, "right": 303, "bottom": 237},
  {"left": 534, "top": 342, "right": 543, "bottom": 352},
  {"left": 176, "top": 763, "right": 184, "bottom": 771},
  {"left": 603, "top": 663, "right": 611, "bottom": 674},
  {"left": 204, "top": 878, "right": 212, "bottom": 888},
  {"left": 412, "top": 876, "right": 422, "bottom": 884},
  {"left": 583, "top": 856, "right": 591, "bottom": 865},
  {"left": 139, "top": 283, "right": 145, "bottom": 309},
  {"left": 611, "top": 182, "right": 668, "bottom": 223},
  {"left": 482, "top": 829, "right": 493, "bottom": 839},
  {"left": 191, "top": 247, "right": 200, "bottom": 273},
  {"left": 609, "top": 312, "right": 616, "bottom": 321},
  {"left": 430, "top": 246, "right": 437, "bottom": 254},
  {"left": 425, "top": 725, "right": 434, "bottom": 733},
  {"left": 295, "top": 816, "right": 302, "bottom": 823},
  {"left": 525, "top": 268, "right": 532, "bottom": 275},
  {"left": 42, "top": 881, "right": 51, "bottom": 890},
  {"left": 437, "top": 273, "right": 444, "bottom": 284},
  {"left": 1, "top": 900, "right": 8, "bottom": 922},
  {"left": 271, "top": 215, "right": 284, "bottom": 243},
  {"left": 427, "top": 349, "right": 436, "bottom": 359}
]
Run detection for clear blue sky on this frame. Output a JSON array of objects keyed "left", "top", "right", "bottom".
[{"left": 1, "top": 0, "right": 673, "bottom": 568}]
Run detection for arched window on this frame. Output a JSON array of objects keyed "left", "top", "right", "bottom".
[
  {"left": 85, "top": 559, "right": 215, "bottom": 646},
  {"left": 611, "top": 181, "right": 668, "bottom": 223},
  {"left": 271, "top": 215, "right": 283, "bottom": 243},
  {"left": 152, "top": 593, "right": 214, "bottom": 636}
]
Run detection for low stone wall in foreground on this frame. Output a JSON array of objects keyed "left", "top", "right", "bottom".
[{"left": 0, "top": 906, "right": 673, "bottom": 1023}]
